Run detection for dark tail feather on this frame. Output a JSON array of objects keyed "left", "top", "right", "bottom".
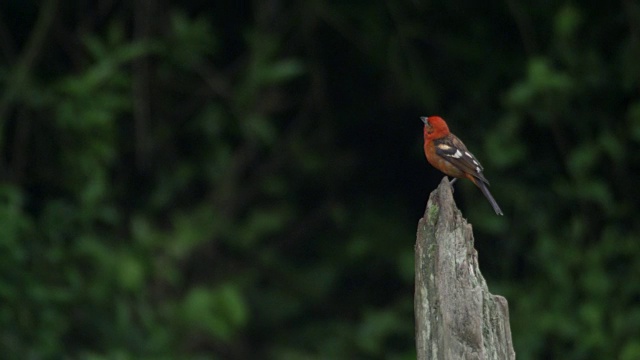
[{"left": 476, "top": 181, "right": 503, "bottom": 216}]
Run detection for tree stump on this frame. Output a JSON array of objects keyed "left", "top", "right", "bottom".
[{"left": 415, "top": 177, "right": 515, "bottom": 360}]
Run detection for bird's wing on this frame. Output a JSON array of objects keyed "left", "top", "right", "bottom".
[{"left": 433, "top": 134, "right": 490, "bottom": 185}]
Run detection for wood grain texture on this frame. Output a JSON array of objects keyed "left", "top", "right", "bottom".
[{"left": 415, "top": 177, "right": 515, "bottom": 360}]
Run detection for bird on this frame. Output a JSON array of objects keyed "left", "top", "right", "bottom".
[{"left": 421, "top": 115, "right": 503, "bottom": 215}]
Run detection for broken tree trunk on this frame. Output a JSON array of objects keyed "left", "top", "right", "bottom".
[{"left": 415, "top": 177, "right": 515, "bottom": 360}]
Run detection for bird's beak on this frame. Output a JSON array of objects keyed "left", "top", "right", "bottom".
[{"left": 420, "top": 116, "right": 428, "bottom": 125}]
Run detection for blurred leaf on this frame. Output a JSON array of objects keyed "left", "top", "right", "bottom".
[
  {"left": 598, "top": 130, "right": 624, "bottom": 163},
  {"left": 485, "top": 114, "right": 527, "bottom": 167},
  {"left": 554, "top": 4, "right": 582, "bottom": 40},
  {"left": 181, "top": 285, "right": 248, "bottom": 341},
  {"left": 260, "top": 59, "right": 305, "bottom": 84},
  {"left": 628, "top": 102, "right": 640, "bottom": 141},
  {"left": 118, "top": 252, "right": 146, "bottom": 291},
  {"left": 567, "top": 143, "right": 600, "bottom": 177},
  {"left": 167, "top": 10, "right": 217, "bottom": 66},
  {"left": 236, "top": 206, "right": 292, "bottom": 248},
  {"left": 0, "top": 185, "right": 30, "bottom": 243},
  {"left": 356, "top": 309, "right": 403, "bottom": 355},
  {"left": 621, "top": 342, "right": 640, "bottom": 360},
  {"left": 243, "top": 113, "right": 277, "bottom": 145}
]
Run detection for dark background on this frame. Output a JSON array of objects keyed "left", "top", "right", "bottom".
[{"left": 2, "top": 0, "right": 640, "bottom": 359}]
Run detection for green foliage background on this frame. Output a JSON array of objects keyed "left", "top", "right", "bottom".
[{"left": 1, "top": 0, "right": 640, "bottom": 359}]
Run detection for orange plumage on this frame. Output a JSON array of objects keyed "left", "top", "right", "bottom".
[{"left": 422, "top": 116, "right": 503, "bottom": 215}]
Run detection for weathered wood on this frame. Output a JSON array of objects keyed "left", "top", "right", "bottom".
[{"left": 415, "top": 177, "right": 515, "bottom": 360}]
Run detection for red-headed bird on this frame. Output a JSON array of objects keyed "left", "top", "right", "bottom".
[{"left": 421, "top": 115, "right": 503, "bottom": 215}]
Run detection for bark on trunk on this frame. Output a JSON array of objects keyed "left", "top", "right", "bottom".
[{"left": 415, "top": 177, "right": 515, "bottom": 360}]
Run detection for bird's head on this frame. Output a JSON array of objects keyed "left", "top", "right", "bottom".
[{"left": 421, "top": 115, "right": 449, "bottom": 140}]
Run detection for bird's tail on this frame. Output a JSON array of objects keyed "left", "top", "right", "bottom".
[{"left": 476, "top": 180, "right": 503, "bottom": 216}]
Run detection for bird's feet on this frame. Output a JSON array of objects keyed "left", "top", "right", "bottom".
[{"left": 449, "top": 177, "right": 457, "bottom": 192}]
